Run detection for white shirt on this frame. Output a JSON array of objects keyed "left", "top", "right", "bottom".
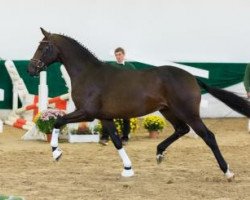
[{"left": 117, "top": 61, "right": 125, "bottom": 65}]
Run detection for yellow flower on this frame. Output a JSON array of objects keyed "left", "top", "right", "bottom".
[
  {"left": 94, "top": 118, "right": 139, "bottom": 135},
  {"left": 33, "top": 112, "right": 41, "bottom": 123},
  {"left": 142, "top": 115, "right": 166, "bottom": 132}
]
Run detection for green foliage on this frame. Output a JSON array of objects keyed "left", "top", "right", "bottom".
[
  {"left": 143, "top": 115, "right": 166, "bottom": 132},
  {"left": 0, "top": 195, "right": 24, "bottom": 200},
  {"left": 93, "top": 122, "right": 102, "bottom": 134},
  {"left": 34, "top": 109, "right": 65, "bottom": 134}
]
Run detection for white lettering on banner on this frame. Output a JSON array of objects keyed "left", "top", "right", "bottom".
[{"left": 0, "top": 89, "right": 4, "bottom": 101}]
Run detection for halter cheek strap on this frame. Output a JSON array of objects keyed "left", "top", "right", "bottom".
[{"left": 30, "top": 40, "right": 53, "bottom": 71}]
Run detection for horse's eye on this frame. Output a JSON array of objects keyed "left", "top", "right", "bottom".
[{"left": 43, "top": 46, "right": 50, "bottom": 53}]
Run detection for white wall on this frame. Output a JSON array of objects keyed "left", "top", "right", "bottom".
[
  {"left": 201, "top": 83, "right": 245, "bottom": 118},
  {"left": 0, "top": 0, "right": 250, "bottom": 62}
]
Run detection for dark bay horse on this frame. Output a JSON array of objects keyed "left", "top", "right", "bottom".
[{"left": 28, "top": 28, "right": 250, "bottom": 180}]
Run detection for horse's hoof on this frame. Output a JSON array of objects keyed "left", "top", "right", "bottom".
[
  {"left": 227, "top": 174, "right": 235, "bottom": 182},
  {"left": 55, "top": 152, "right": 62, "bottom": 161},
  {"left": 225, "top": 169, "right": 235, "bottom": 182},
  {"left": 52, "top": 148, "right": 62, "bottom": 161},
  {"left": 156, "top": 154, "right": 164, "bottom": 164},
  {"left": 121, "top": 168, "right": 134, "bottom": 177}
]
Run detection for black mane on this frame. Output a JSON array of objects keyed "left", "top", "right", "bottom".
[{"left": 55, "top": 34, "right": 102, "bottom": 64}]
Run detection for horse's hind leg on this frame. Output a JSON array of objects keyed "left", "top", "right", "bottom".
[
  {"left": 188, "top": 118, "right": 234, "bottom": 181},
  {"left": 101, "top": 119, "right": 134, "bottom": 177},
  {"left": 156, "top": 109, "right": 190, "bottom": 163}
]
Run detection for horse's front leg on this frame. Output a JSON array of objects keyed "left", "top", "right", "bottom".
[
  {"left": 51, "top": 109, "right": 92, "bottom": 161},
  {"left": 101, "top": 120, "right": 134, "bottom": 177}
]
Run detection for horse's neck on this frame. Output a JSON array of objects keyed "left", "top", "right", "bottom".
[
  {"left": 58, "top": 44, "right": 100, "bottom": 84},
  {"left": 61, "top": 57, "right": 86, "bottom": 78}
]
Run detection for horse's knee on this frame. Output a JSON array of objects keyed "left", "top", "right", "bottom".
[{"left": 54, "top": 117, "right": 66, "bottom": 129}]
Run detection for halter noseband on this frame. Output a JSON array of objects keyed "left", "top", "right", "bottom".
[{"left": 30, "top": 58, "right": 46, "bottom": 69}]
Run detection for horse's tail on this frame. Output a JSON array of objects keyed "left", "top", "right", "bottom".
[{"left": 196, "top": 79, "right": 250, "bottom": 117}]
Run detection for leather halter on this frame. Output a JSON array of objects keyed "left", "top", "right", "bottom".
[{"left": 30, "top": 40, "right": 53, "bottom": 71}]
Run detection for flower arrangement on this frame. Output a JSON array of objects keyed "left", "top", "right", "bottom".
[
  {"left": 34, "top": 109, "right": 65, "bottom": 134},
  {"left": 114, "top": 118, "right": 139, "bottom": 134},
  {"left": 143, "top": 115, "right": 166, "bottom": 132},
  {"left": 93, "top": 118, "right": 139, "bottom": 134}
]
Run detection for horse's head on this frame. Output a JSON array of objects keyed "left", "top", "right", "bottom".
[{"left": 28, "top": 28, "right": 60, "bottom": 76}]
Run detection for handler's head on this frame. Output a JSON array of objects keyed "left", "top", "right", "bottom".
[{"left": 114, "top": 47, "right": 125, "bottom": 64}]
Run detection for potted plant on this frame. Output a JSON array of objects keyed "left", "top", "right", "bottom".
[
  {"left": 143, "top": 115, "right": 166, "bottom": 138},
  {"left": 34, "top": 109, "right": 65, "bottom": 142},
  {"left": 68, "top": 122, "right": 99, "bottom": 143}
]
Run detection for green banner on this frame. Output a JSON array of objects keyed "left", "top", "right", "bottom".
[
  {"left": 180, "top": 62, "right": 246, "bottom": 89},
  {"left": 0, "top": 60, "right": 247, "bottom": 109},
  {"left": 0, "top": 60, "right": 68, "bottom": 109}
]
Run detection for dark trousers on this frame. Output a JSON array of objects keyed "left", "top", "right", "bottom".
[{"left": 101, "top": 119, "right": 130, "bottom": 140}]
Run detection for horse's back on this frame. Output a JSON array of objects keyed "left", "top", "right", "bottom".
[{"left": 155, "top": 65, "right": 199, "bottom": 88}]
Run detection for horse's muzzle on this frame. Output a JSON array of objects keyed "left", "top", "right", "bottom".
[{"left": 27, "top": 62, "right": 40, "bottom": 76}]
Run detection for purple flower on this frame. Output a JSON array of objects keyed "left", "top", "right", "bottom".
[{"left": 40, "top": 109, "right": 65, "bottom": 121}]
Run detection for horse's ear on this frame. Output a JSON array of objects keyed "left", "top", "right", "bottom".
[{"left": 40, "top": 27, "right": 51, "bottom": 38}]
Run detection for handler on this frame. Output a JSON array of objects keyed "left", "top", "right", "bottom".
[
  {"left": 243, "top": 64, "right": 250, "bottom": 98},
  {"left": 99, "top": 47, "right": 136, "bottom": 146}
]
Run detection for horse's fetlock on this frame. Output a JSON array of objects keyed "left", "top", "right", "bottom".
[{"left": 157, "top": 145, "right": 165, "bottom": 155}]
